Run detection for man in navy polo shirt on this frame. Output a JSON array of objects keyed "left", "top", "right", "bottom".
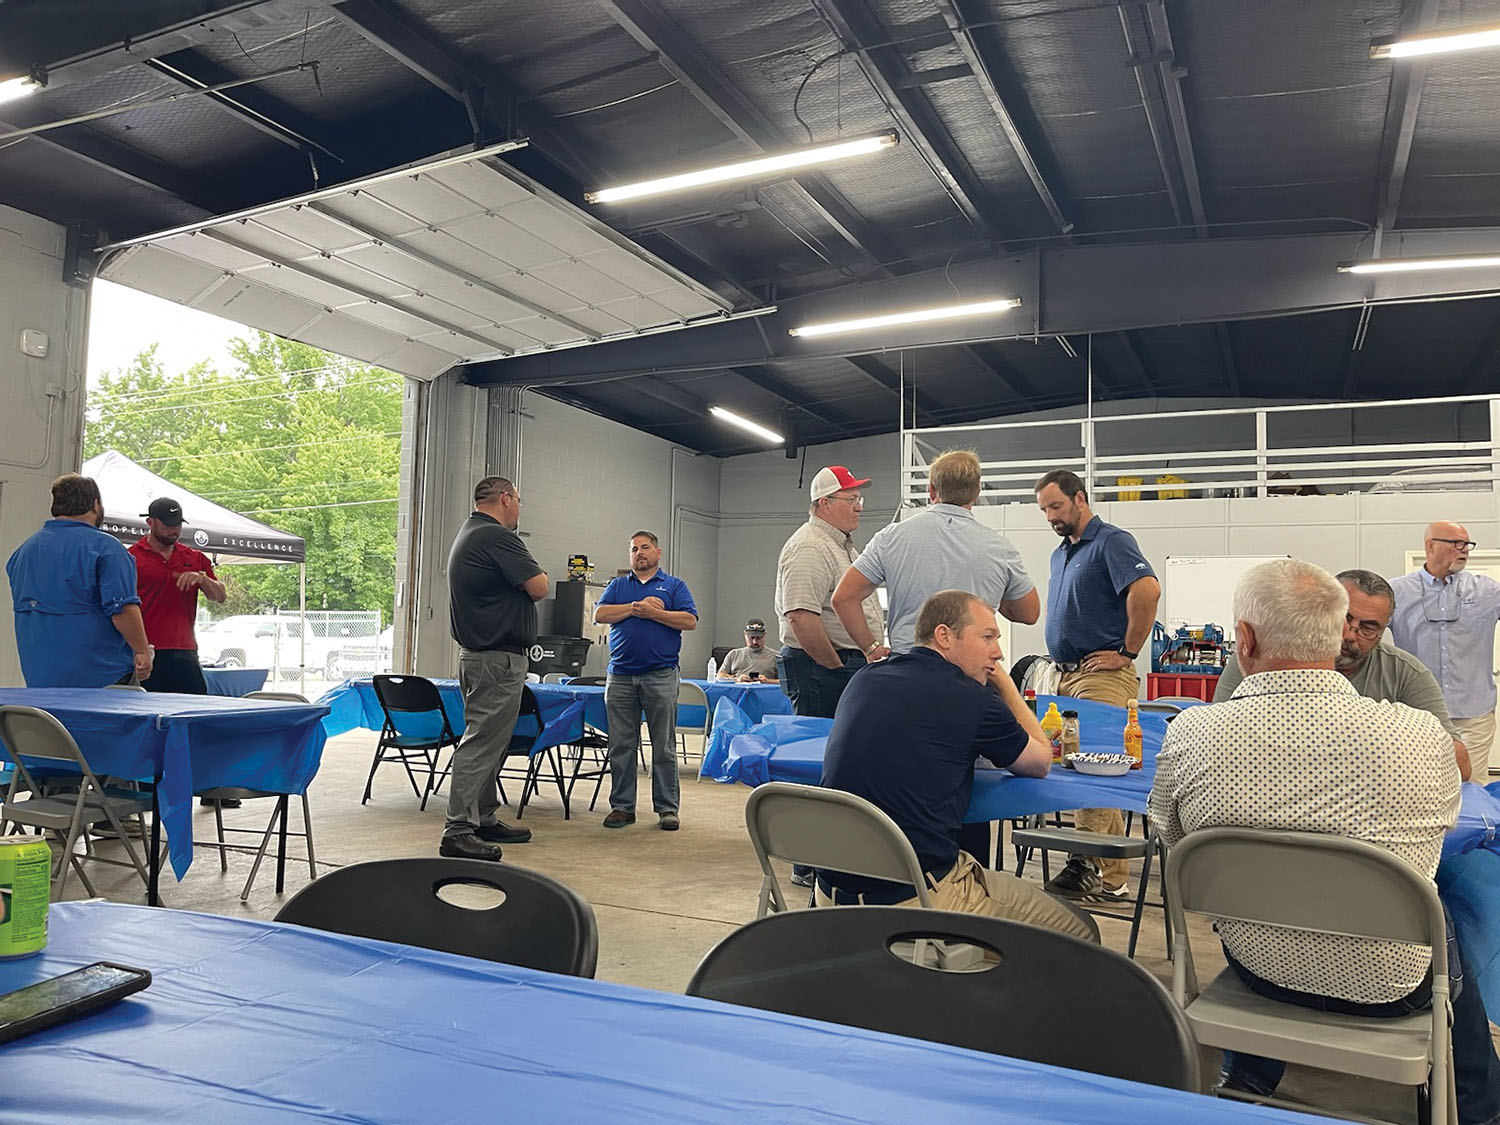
[
  {"left": 818, "top": 589, "right": 1097, "bottom": 941},
  {"left": 593, "top": 531, "right": 698, "bottom": 831},
  {"left": 1035, "top": 469, "right": 1160, "bottom": 900}
]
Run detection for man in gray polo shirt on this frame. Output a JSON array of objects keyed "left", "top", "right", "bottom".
[
  {"left": 443, "top": 476, "right": 549, "bottom": 860},
  {"left": 773, "top": 465, "right": 884, "bottom": 719},
  {"left": 832, "top": 449, "right": 1038, "bottom": 654},
  {"left": 1215, "top": 568, "right": 1471, "bottom": 778}
]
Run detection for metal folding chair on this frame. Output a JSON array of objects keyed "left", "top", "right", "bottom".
[{"left": 366, "top": 675, "right": 458, "bottom": 809}]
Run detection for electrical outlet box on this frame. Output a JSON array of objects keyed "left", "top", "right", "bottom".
[{"left": 20, "top": 329, "right": 48, "bottom": 358}]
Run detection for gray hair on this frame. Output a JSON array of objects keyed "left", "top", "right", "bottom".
[
  {"left": 1335, "top": 568, "right": 1395, "bottom": 609},
  {"left": 1233, "top": 559, "right": 1346, "bottom": 663}
]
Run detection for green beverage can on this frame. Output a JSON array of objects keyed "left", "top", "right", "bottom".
[{"left": 0, "top": 838, "right": 50, "bottom": 958}]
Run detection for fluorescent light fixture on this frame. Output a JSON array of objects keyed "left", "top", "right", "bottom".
[
  {"left": 1371, "top": 24, "right": 1500, "bottom": 59},
  {"left": 710, "top": 405, "right": 784, "bottom": 444},
  {"left": 789, "top": 297, "right": 1022, "bottom": 339},
  {"left": 0, "top": 75, "right": 41, "bottom": 106},
  {"left": 1338, "top": 254, "right": 1500, "bottom": 275},
  {"left": 585, "top": 131, "right": 899, "bottom": 204}
]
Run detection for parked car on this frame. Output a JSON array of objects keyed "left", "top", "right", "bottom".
[
  {"left": 198, "top": 616, "right": 335, "bottom": 678},
  {"left": 323, "top": 626, "right": 394, "bottom": 679}
]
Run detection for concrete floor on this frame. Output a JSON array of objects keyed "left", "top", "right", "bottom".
[{"left": 56, "top": 727, "right": 1472, "bottom": 1122}]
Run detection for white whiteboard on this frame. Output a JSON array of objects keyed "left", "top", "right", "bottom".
[{"left": 1163, "top": 555, "right": 1289, "bottom": 640}]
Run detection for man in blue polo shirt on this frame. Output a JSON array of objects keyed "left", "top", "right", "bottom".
[
  {"left": 7, "top": 473, "right": 154, "bottom": 687},
  {"left": 593, "top": 531, "right": 698, "bottom": 831},
  {"left": 819, "top": 589, "right": 1097, "bottom": 941},
  {"left": 1035, "top": 469, "right": 1160, "bottom": 900}
]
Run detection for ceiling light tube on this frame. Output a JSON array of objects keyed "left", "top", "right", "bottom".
[
  {"left": 0, "top": 75, "right": 41, "bottom": 106},
  {"left": 710, "top": 405, "right": 784, "bottom": 444},
  {"left": 789, "top": 297, "right": 1022, "bottom": 339},
  {"left": 1371, "top": 24, "right": 1500, "bottom": 59},
  {"left": 1338, "top": 255, "right": 1500, "bottom": 275},
  {"left": 585, "top": 131, "right": 899, "bottom": 204}
]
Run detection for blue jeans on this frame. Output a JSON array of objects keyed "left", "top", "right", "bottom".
[
  {"left": 777, "top": 645, "right": 865, "bottom": 719},
  {"left": 1220, "top": 924, "right": 1500, "bottom": 1125},
  {"left": 605, "top": 666, "right": 680, "bottom": 815}
]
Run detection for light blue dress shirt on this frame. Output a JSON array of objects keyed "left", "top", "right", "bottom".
[{"left": 1390, "top": 567, "right": 1500, "bottom": 720}]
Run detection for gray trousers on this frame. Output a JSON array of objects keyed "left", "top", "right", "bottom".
[
  {"left": 605, "top": 666, "right": 681, "bottom": 815},
  {"left": 444, "top": 648, "right": 526, "bottom": 838}
]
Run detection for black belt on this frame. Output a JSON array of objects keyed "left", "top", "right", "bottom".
[
  {"left": 815, "top": 862, "right": 954, "bottom": 905},
  {"left": 1055, "top": 660, "right": 1084, "bottom": 673},
  {"left": 482, "top": 644, "right": 526, "bottom": 655}
]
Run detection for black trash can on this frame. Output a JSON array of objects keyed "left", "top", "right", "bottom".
[{"left": 528, "top": 635, "right": 592, "bottom": 678}]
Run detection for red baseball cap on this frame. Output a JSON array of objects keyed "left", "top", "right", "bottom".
[{"left": 810, "top": 465, "right": 871, "bottom": 501}]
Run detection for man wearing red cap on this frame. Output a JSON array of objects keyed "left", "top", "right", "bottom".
[
  {"left": 773, "top": 465, "right": 885, "bottom": 720},
  {"left": 129, "top": 496, "right": 225, "bottom": 695}
]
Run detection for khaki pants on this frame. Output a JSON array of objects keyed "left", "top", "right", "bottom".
[
  {"left": 815, "top": 851, "right": 1099, "bottom": 944},
  {"left": 1057, "top": 665, "right": 1140, "bottom": 890},
  {"left": 1456, "top": 711, "right": 1496, "bottom": 779}
]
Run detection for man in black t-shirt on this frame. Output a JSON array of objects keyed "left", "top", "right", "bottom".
[
  {"left": 442, "top": 476, "right": 549, "bottom": 861},
  {"left": 818, "top": 590, "right": 1098, "bottom": 941}
]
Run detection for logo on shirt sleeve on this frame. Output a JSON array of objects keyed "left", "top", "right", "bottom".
[{"left": 1135, "top": 562, "right": 1148, "bottom": 569}]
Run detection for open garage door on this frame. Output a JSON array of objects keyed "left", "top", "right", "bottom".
[{"left": 95, "top": 141, "right": 737, "bottom": 380}]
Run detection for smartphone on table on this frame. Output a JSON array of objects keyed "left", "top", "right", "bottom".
[{"left": 0, "top": 962, "right": 152, "bottom": 1045}]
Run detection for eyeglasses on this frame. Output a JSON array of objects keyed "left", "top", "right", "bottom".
[
  {"left": 502, "top": 492, "right": 523, "bottom": 508},
  {"left": 1344, "top": 613, "right": 1387, "bottom": 640},
  {"left": 827, "top": 493, "right": 864, "bottom": 509},
  {"left": 1422, "top": 583, "right": 1460, "bottom": 623},
  {"left": 1432, "top": 538, "right": 1476, "bottom": 550}
]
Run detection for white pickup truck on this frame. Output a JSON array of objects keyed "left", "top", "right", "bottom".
[{"left": 197, "top": 616, "right": 336, "bottom": 679}]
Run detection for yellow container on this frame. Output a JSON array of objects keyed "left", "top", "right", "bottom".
[
  {"left": 1155, "top": 473, "right": 1189, "bottom": 500},
  {"left": 1115, "top": 476, "right": 1143, "bottom": 502},
  {"left": 0, "top": 838, "right": 50, "bottom": 958}
]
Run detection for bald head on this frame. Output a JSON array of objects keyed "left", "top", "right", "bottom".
[{"left": 1423, "top": 520, "right": 1473, "bottom": 579}]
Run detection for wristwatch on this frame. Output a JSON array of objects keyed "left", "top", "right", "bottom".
[{"left": 1118, "top": 645, "right": 1139, "bottom": 659}]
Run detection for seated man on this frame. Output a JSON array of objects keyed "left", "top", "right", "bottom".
[
  {"left": 1150, "top": 559, "right": 1500, "bottom": 1119},
  {"left": 817, "top": 589, "right": 1098, "bottom": 942},
  {"left": 1214, "top": 568, "right": 1471, "bottom": 778},
  {"left": 717, "top": 618, "right": 778, "bottom": 683}
]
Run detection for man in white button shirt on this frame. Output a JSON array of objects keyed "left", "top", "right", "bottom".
[
  {"left": 1149, "top": 559, "right": 1500, "bottom": 1119},
  {"left": 1390, "top": 522, "right": 1500, "bottom": 778}
]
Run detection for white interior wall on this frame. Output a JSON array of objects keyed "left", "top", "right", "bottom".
[{"left": 0, "top": 206, "right": 90, "bottom": 686}]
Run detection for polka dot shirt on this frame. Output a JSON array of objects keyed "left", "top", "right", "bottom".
[{"left": 1148, "top": 668, "right": 1461, "bottom": 1003}]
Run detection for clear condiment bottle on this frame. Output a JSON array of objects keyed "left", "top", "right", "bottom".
[
  {"left": 1061, "top": 709, "right": 1081, "bottom": 762},
  {"left": 1123, "top": 698, "right": 1144, "bottom": 769},
  {"left": 1040, "top": 701, "right": 1064, "bottom": 763}
]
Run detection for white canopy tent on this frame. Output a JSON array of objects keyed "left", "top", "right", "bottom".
[{"left": 82, "top": 449, "right": 310, "bottom": 687}]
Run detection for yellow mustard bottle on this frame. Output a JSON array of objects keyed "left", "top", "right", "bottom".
[
  {"left": 1040, "top": 701, "right": 1064, "bottom": 763},
  {"left": 1123, "top": 698, "right": 1144, "bottom": 769}
]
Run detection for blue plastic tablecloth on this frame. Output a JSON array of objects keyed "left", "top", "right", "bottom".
[
  {"left": 318, "top": 677, "right": 791, "bottom": 744},
  {"left": 0, "top": 688, "right": 327, "bottom": 880},
  {"left": 703, "top": 695, "right": 1170, "bottom": 822},
  {"left": 0, "top": 900, "right": 1336, "bottom": 1124},
  {"left": 202, "top": 667, "right": 269, "bottom": 697}
]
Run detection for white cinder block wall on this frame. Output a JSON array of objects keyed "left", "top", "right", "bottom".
[{"left": 0, "top": 207, "right": 89, "bottom": 685}]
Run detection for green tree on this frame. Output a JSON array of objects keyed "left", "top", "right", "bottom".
[{"left": 84, "top": 332, "right": 402, "bottom": 622}]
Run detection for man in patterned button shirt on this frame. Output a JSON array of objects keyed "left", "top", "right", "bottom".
[{"left": 1149, "top": 558, "right": 1500, "bottom": 1118}]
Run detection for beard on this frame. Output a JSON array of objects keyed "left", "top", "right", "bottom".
[{"left": 1335, "top": 641, "right": 1363, "bottom": 671}]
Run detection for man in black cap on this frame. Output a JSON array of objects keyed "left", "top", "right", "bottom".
[
  {"left": 128, "top": 496, "right": 225, "bottom": 695},
  {"left": 716, "top": 617, "right": 778, "bottom": 683}
]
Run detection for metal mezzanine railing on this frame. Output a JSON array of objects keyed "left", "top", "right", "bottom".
[{"left": 901, "top": 394, "right": 1500, "bottom": 505}]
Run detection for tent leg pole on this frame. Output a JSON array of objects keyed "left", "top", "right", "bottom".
[{"left": 299, "top": 564, "right": 307, "bottom": 698}]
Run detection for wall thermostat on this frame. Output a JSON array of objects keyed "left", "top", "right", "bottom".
[{"left": 20, "top": 330, "right": 49, "bottom": 358}]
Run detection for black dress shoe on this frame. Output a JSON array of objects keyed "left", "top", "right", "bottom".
[
  {"left": 439, "top": 834, "right": 502, "bottom": 861},
  {"left": 476, "top": 821, "right": 532, "bottom": 844}
]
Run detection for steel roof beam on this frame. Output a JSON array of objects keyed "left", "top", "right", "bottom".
[
  {"left": 810, "top": 0, "right": 1003, "bottom": 243},
  {"left": 1212, "top": 322, "right": 1241, "bottom": 396},
  {"left": 598, "top": 0, "right": 890, "bottom": 270},
  {"left": 467, "top": 228, "right": 1500, "bottom": 385},
  {"left": 727, "top": 364, "right": 851, "bottom": 428},
  {"left": 931, "top": 0, "right": 1071, "bottom": 235},
  {"left": 844, "top": 354, "right": 942, "bottom": 427},
  {"left": 1373, "top": 0, "right": 1440, "bottom": 241}
]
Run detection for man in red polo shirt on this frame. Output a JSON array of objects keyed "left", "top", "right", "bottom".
[{"left": 128, "top": 497, "right": 226, "bottom": 695}]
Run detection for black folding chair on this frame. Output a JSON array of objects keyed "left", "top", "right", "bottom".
[
  {"left": 687, "top": 905, "right": 1200, "bottom": 1093},
  {"left": 275, "top": 857, "right": 598, "bottom": 977},
  {"left": 365, "top": 675, "right": 458, "bottom": 810}
]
